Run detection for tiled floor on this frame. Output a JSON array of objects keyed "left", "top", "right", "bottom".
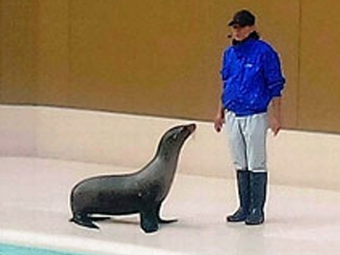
[{"left": 1, "top": 157, "right": 340, "bottom": 255}]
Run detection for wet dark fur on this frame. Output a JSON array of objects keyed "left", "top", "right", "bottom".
[{"left": 69, "top": 123, "right": 196, "bottom": 233}]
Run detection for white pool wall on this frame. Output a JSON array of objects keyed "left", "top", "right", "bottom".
[
  {"left": 0, "top": 229, "right": 193, "bottom": 255},
  {"left": 0, "top": 105, "right": 339, "bottom": 191}
]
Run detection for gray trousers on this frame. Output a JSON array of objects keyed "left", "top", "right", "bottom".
[{"left": 224, "top": 111, "right": 268, "bottom": 173}]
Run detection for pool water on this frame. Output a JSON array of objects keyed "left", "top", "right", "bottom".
[{"left": 0, "top": 243, "right": 92, "bottom": 255}]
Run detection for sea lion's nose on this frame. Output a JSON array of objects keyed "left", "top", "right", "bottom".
[{"left": 186, "top": 123, "right": 196, "bottom": 133}]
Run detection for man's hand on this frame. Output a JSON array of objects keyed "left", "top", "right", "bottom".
[
  {"left": 214, "top": 114, "right": 224, "bottom": 133},
  {"left": 214, "top": 101, "right": 225, "bottom": 133},
  {"left": 269, "top": 97, "right": 282, "bottom": 136},
  {"left": 269, "top": 116, "right": 281, "bottom": 136}
]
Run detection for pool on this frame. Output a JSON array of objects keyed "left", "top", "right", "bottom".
[
  {"left": 0, "top": 229, "right": 188, "bottom": 255},
  {"left": 0, "top": 243, "right": 92, "bottom": 255}
]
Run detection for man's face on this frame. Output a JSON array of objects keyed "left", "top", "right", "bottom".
[{"left": 231, "top": 25, "right": 254, "bottom": 41}]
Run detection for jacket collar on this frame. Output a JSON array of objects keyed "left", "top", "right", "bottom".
[
  {"left": 231, "top": 32, "right": 260, "bottom": 57},
  {"left": 232, "top": 31, "right": 260, "bottom": 46}
]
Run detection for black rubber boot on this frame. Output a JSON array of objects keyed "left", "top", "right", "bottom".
[
  {"left": 245, "top": 172, "right": 267, "bottom": 225},
  {"left": 227, "top": 170, "right": 250, "bottom": 222}
]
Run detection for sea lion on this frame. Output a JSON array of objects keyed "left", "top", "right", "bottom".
[{"left": 69, "top": 123, "right": 196, "bottom": 233}]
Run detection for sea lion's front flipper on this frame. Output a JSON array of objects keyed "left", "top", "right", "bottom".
[
  {"left": 139, "top": 201, "right": 160, "bottom": 233},
  {"left": 88, "top": 216, "right": 111, "bottom": 222},
  {"left": 70, "top": 213, "right": 99, "bottom": 229},
  {"left": 140, "top": 210, "right": 159, "bottom": 233},
  {"left": 155, "top": 202, "right": 178, "bottom": 224},
  {"left": 157, "top": 217, "right": 178, "bottom": 224}
]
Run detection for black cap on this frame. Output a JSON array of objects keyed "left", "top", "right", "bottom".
[{"left": 228, "top": 10, "right": 255, "bottom": 27}]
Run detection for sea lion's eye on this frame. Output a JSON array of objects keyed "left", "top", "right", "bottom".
[{"left": 172, "top": 134, "right": 178, "bottom": 141}]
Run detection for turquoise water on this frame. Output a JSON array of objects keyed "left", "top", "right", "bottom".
[{"left": 0, "top": 243, "right": 93, "bottom": 255}]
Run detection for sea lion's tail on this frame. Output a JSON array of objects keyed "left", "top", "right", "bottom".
[{"left": 69, "top": 214, "right": 99, "bottom": 229}]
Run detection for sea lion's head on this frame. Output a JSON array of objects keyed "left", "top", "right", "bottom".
[{"left": 157, "top": 123, "right": 196, "bottom": 161}]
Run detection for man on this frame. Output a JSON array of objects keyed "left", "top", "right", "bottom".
[{"left": 214, "top": 10, "right": 285, "bottom": 225}]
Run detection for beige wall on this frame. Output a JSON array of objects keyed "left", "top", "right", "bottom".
[
  {"left": 0, "top": 0, "right": 38, "bottom": 103},
  {"left": 299, "top": 1, "right": 340, "bottom": 131},
  {"left": 1, "top": 105, "right": 340, "bottom": 191},
  {"left": 0, "top": 0, "right": 339, "bottom": 133}
]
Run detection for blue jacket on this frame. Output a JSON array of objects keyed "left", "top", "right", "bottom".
[{"left": 220, "top": 37, "right": 285, "bottom": 116}]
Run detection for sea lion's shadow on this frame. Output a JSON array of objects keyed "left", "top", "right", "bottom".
[
  {"left": 94, "top": 216, "right": 205, "bottom": 231},
  {"left": 91, "top": 216, "right": 140, "bottom": 226},
  {"left": 109, "top": 217, "right": 139, "bottom": 226}
]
